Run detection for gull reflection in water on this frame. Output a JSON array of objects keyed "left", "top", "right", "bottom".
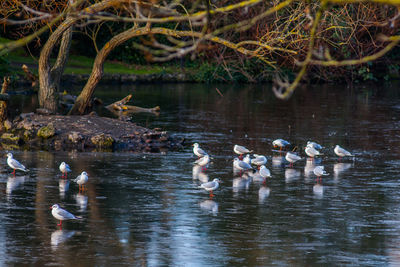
[
  {"left": 258, "top": 186, "right": 270, "bottom": 203},
  {"left": 285, "top": 168, "right": 301, "bottom": 183},
  {"left": 51, "top": 230, "right": 76, "bottom": 250},
  {"left": 192, "top": 165, "right": 201, "bottom": 179},
  {"left": 333, "top": 163, "right": 352, "bottom": 180},
  {"left": 75, "top": 193, "right": 88, "bottom": 212},
  {"left": 199, "top": 199, "right": 218, "bottom": 215},
  {"left": 232, "top": 173, "right": 252, "bottom": 193},
  {"left": 6, "top": 175, "right": 26, "bottom": 195},
  {"left": 272, "top": 156, "right": 285, "bottom": 168},
  {"left": 304, "top": 160, "right": 317, "bottom": 181},
  {"left": 252, "top": 171, "right": 265, "bottom": 183},
  {"left": 192, "top": 165, "right": 209, "bottom": 183},
  {"left": 313, "top": 183, "right": 324, "bottom": 198},
  {"left": 59, "top": 179, "right": 70, "bottom": 199}
]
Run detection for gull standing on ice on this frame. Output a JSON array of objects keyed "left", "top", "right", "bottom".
[
  {"left": 59, "top": 162, "right": 71, "bottom": 178},
  {"left": 305, "top": 144, "right": 322, "bottom": 159},
  {"left": 272, "top": 139, "right": 290, "bottom": 151},
  {"left": 50, "top": 204, "right": 80, "bottom": 228},
  {"left": 74, "top": 171, "right": 89, "bottom": 192},
  {"left": 285, "top": 152, "right": 302, "bottom": 167},
  {"left": 307, "top": 141, "right": 323, "bottom": 150},
  {"left": 194, "top": 155, "right": 210, "bottom": 170},
  {"left": 259, "top": 165, "right": 271, "bottom": 179},
  {"left": 199, "top": 178, "right": 221, "bottom": 198},
  {"left": 313, "top": 166, "right": 329, "bottom": 181},
  {"left": 233, "top": 145, "right": 252, "bottom": 160},
  {"left": 233, "top": 158, "right": 253, "bottom": 173},
  {"left": 243, "top": 154, "right": 251, "bottom": 165},
  {"left": 253, "top": 165, "right": 271, "bottom": 183},
  {"left": 251, "top": 154, "right": 267, "bottom": 168},
  {"left": 334, "top": 145, "right": 354, "bottom": 160},
  {"left": 6, "top": 153, "right": 28, "bottom": 175},
  {"left": 193, "top": 143, "right": 208, "bottom": 158}
]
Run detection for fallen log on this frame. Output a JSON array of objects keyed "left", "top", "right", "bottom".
[
  {"left": 105, "top": 94, "right": 160, "bottom": 115},
  {"left": 105, "top": 94, "right": 132, "bottom": 111},
  {"left": 123, "top": 105, "right": 160, "bottom": 113}
]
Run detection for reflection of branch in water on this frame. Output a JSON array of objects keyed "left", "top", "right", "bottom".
[{"left": 107, "top": 105, "right": 161, "bottom": 117}]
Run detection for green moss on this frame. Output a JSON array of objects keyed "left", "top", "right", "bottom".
[
  {"left": 1, "top": 133, "right": 20, "bottom": 143},
  {"left": 90, "top": 133, "right": 114, "bottom": 148},
  {"left": 23, "top": 130, "right": 34, "bottom": 139},
  {"left": 3, "top": 120, "right": 12, "bottom": 131},
  {"left": 37, "top": 123, "right": 55, "bottom": 138},
  {"left": 1, "top": 143, "right": 20, "bottom": 150}
]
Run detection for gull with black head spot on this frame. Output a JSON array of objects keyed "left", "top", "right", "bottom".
[
  {"left": 313, "top": 165, "right": 329, "bottom": 182},
  {"left": 50, "top": 204, "right": 81, "bottom": 229},
  {"left": 199, "top": 178, "right": 221, "bottom": 198},
  {"left": 272, "top": 139, "right": 290, "bottom": 151},
  {"left": 6, "top": 153, "right": 28, "bottom": 176},
  {"left": 233, "top": 157, "right": 253, "bottom": 173},
  {"left": 334, "top": 145, "right": 354, "bottom": 160},
  {"left": 285, "top": 152, "right": 302, "bottom": 167},
  {"left": 192, "top": 143, "right": 208, "bottom": 158}
]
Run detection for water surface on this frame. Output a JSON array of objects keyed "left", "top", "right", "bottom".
[{"left": 3, "top": 82, "right": 400, "bottom": 266}]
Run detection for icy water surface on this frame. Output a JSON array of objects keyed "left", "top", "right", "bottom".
[{"left": 3, "top": 82, "right": 400, "bottom": 266}]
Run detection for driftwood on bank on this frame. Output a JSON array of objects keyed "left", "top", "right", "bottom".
[
  {"left": 106, "top": 94, "right": 132, "bottom": 111},
  {"left": 105, "top": 94, "right": 160, "bottom": 116}
]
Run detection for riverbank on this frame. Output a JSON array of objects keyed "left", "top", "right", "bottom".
[
  {"left": 3, "top": 46, "right": 400, "bottom": 86},
  {"left": 0, "top": 112, "right": 184, "bottom": 152}
]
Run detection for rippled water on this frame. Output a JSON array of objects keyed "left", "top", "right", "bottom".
[{"left": 3, "top": 82, "right": 400, "bottom": 266}]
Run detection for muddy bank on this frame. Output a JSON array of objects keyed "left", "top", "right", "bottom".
[{"left": 0, "top": 113, "right": 184, "bottom": 152}]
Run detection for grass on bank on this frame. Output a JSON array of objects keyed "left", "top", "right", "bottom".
[{"left": 0, "top": 37, "right": 179, "bottom": 76}]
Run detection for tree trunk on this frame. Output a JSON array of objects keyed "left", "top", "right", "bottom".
[
  {"left": 0, "top": 77, "right": 10, "bottom": 126},
  {"left": 69, "top": 27, "right": 146, "bottom": 115},
  {"left": 38, "top": 17, "right": 75, "bottom": 113},
  {"left": 37, "top": 0, "right": 118, "bottom": 114},
  {"left": 52, "top": 24, "right": 73, "bottom": 91}
]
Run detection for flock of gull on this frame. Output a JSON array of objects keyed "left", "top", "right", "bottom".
[
  {"left": 193, "top": 139, "right": 355, "bottom": 199},
  {"left": 6, "top": 152, "right": 87, "bottom": 228},
  {"left": 5, "top": 138, "right": 354, "bottom": 228}
]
